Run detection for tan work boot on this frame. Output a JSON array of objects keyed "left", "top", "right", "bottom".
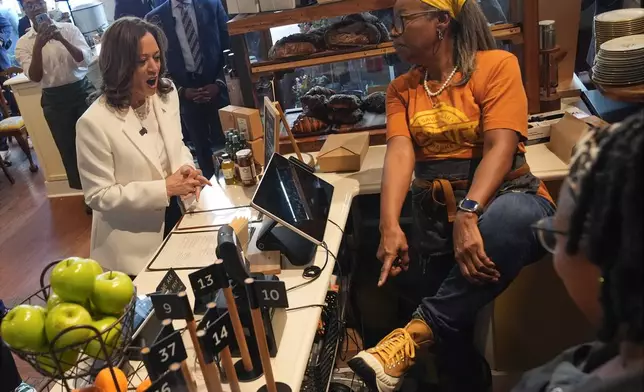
[{"left": 348, "top": 318, "right": 434, "bottom": 392}]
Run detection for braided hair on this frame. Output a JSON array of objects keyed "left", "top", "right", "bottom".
[{"left": 566, "top": 110, "right": 644, "bottom": 343}]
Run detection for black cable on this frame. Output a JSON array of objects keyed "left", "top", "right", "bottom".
[
  {"left": 286, "top": 304, "right": 326, "bottom": 312},
  {"left": 287, "top": 241, "right": 330, "bottom": 292},
  {"left": 328, "top": 219, "right": 344, "bottom": 236}
]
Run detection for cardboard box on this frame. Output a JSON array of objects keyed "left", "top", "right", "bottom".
[
  {"left": 250, "top": 137, "right": 265, "bottom": 166},
  {"left": 317, "top": 132, "right": 369, "bottom": 173},
  {"left": 218, "top": 106, "right": 237, "bottom": 132},
  {"left": 530, "top": 113, "right": 603, "bottom": 164},
  {"left": 234, "top": 107, "right": 263, "bottom": 141},
  {"left": 226, "top": 0, "right": 260, "bottom": 13}
]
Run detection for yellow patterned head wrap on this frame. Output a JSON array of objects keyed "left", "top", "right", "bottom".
[{"left": 420, "top": 0, "right": 467, "bottom": 18}]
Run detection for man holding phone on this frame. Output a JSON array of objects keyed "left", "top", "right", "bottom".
[{"left": 15, "top": 0, "right": 93, "bottom": 198}]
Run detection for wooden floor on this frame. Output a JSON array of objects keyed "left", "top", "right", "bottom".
[{"left": 0, "top": 142, "right": 92, "bottom": 385}]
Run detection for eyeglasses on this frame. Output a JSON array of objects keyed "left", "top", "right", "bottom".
[
  {"left": 531, "top": 216, "right": 568, "bottom": 254},
  {"left": 391, "top": 10, "right": 443, "bottom": 34}
]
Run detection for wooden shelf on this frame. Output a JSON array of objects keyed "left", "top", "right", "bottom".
[
  {"left": 252, "top": 42, "right": 396, "bottom": 74},
  {"left": 280, "top": 128, "right": 387, "bottom": 153},
  {"left": 250, "top": 24, "right": 521, "bottom": 74},
  {"left": 227, "top": 0, "right": 395, "bottom": 36},
  {"left": 595, "top": 83, "right": 644, "bottom": 103}
]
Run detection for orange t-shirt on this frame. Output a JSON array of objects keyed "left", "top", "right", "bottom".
[{"left": 387, "top": 50, "right": 528, "bottom": 160}]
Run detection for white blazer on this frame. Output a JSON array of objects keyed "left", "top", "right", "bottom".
[{"left": 76, "top": 83, "right": 193, "bottom": 275}]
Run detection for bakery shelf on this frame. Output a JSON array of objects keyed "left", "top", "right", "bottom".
[
  {"left": 251, "top": 42, "right": 396, "bottom": 74},
  {"left": 279, "top": 128, "right": 387, "bottom": 153},
  {"left": 250, "top": 24, "right": 521, "bottom": 75},
  {"left": 227, "top": 0, "right": 395, "bottom": 36}
]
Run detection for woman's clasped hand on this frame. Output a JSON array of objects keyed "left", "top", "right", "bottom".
[{"left": 165, "top": 165, "right": 212, "bottom": 201}]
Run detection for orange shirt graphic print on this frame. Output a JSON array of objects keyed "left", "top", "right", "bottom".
[{"left": 409, "top": 105, "right": 480, "bottom": 158}]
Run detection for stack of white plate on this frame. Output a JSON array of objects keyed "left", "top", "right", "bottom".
[
  {"left": 595, "top": 8, "right": 644, "bottom": 52},
  {"left": 593, "top": 34, "right": 644, "bottom": 86}
]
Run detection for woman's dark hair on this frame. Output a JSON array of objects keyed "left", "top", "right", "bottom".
[
  {"left": 566, "top": 110, "right": 644, "bottom": 343},
  {"left": 94, "top": 17, "right": 173, "bottom": 110}
]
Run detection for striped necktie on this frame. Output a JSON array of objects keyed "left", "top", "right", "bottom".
[{"left": 179, "top": 1, "right": 203, "bottom": 73}]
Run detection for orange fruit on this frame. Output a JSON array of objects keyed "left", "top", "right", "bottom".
[
  {"left": 136, "top": 378, "right": 152, "bottom": 392},
  {"left": 95, "top": 367, "right": 128, "bottom": 392}
]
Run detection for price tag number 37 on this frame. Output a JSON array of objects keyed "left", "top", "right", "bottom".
[{"left": 159, "top": 342, "right": 176, "bottom": 363}]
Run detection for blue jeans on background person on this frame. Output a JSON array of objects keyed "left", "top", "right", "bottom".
[{"left": 406, "top": 188, "right": 555, "bottom": 390}]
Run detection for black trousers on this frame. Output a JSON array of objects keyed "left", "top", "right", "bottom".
[
  {"left": 164, "top": 196, "right": 183, "bottom": 238},
  {"left": 41, "top": 78, "right": 94, "bottom": 190},
  {"left": 179, "top": 74, "right": 229, "bottom": 180},
  {"left": 0, "top": 337, "right": 22, "bottom": 391}
]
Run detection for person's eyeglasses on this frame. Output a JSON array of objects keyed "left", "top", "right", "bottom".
[
  {"left": 531, "top": 216, "right": 568, "bottom": 254},
  {"left": 391, "top": 10, "right": 443, "bottom": 34}
]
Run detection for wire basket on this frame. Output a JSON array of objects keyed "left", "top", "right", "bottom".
[{"left": 3, "top": 261, "right": 137, "bottom": 391}]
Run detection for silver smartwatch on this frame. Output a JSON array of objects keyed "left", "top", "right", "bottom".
[{"left": 457, "top": 198, "right": 483, "bottom": 216}]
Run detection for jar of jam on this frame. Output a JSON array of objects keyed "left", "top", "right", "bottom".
[{"left": 236, "top": 149, "right": 257, "bottom": 186}]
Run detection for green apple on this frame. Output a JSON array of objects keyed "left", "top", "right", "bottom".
[
  {"left": 1, "top": 305, "right": 47, "bottom": 351},
  {"left": 45, "top": 303, "right": 92, "bottom": 348},
  {"left": 92, "top": 271, "right": 134, "bottom": 316},
  {"left": 84, "top": 258, "right": 104, "bottom": 276},
  {"left": 35, "top": 348, "right": 79, "bottom": 376},
  {"left": 84, "top": 316, "right": 121, "bottom": 359},
  {"left": 50, "top": 257, "right": 103, "bottom": 304},
  {"left": 47, "top": 292, "right": 64, "bottom": 311}
]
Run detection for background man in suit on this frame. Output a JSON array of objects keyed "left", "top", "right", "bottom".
[
  {"left": 114, "top": 0, "right": 163, "bottom": 20},
  {"left": 146, "top": 0, "right": 229, "bottom": 180},
  {"left": 0, "top": 11, "right": 14, "bottom": 164}
]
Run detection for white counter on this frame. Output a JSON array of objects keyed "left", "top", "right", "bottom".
[{"left": 125, "top": 142, "right": 570, "bottom": 392}]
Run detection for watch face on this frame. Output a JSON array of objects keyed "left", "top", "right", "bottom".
[{"left": 461, "top": 199, "right": 479, "bottom": 210}]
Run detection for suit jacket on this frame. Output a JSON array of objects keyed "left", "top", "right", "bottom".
[
  {"left": 76, "top": 81, "right": 193, "bottom": 275},
  {"left": 0, "top": 12, "right": 12, "bottom": 70},
  {"left": 114, "top": 0, "right": 163, "bottom": 20},
  {"left": 18, "top": 16, "right": 29, "bottom": 37},
  {"left": 146, "top": 0, "right": 230, "bottom": 88}
]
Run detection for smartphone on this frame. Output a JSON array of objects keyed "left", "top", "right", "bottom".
[{"left": 34, "top": 13, "right": 51, "bottom": 27}]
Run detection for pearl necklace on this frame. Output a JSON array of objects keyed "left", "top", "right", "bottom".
[{"left": 423, "top": 66, "right": 458, "bottom": 98}]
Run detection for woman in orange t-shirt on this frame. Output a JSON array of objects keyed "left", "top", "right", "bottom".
[{"left": 348, "top": 0, "right": 556, "bottom": 391}]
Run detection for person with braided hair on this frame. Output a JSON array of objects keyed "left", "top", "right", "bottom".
[{"left": 514, "top": 111, "right": 644, "bottom": 392}]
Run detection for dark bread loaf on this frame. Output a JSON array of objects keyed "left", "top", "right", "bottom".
[
  {"left": 268, "top": 33, "right": 326, "bottom": 60},
  {"left": 300, "top": 94, "right": 329, "bottom": 120},
  {"left": 304, "top": 86, "right": 336, "bottom": 98},
  {"left": 329, "top": 108, "right": 364, "bottom": 124},
  {"left": 361, "top": 91, "right": 386, "bottom": 113},
  {"left": 325, "top": 13, "right": 390, "bottom": 48},
  {"left": 327, "top": 94, "right": 362, "bottom": 110},
  {"left": 292, "top": 115, "right": 328, "bottom": 134}
]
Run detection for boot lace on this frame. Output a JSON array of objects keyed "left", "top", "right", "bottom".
[{"left": 371, "top": 328, "right": 416, "bottom": 368}]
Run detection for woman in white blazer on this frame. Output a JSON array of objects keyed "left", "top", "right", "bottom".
[{"left": 76, "top": 17, "right": 210, "bottom": 275}]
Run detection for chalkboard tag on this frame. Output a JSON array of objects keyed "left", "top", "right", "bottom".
[
  {"left": 156, "top": 268, "right": 187, "bottom": 294},
  {"left": 197, "top": 312, "right": 233, "bottom": 363},
  {"left": 154, "top": 319, "right": 175, "bottom": 344},
  {"left": 151, "top": 292, "right": 190, "bottom": 320},
  {"left": 147, "top": 330, "right": 188, "bottom": 376},
  {"left": 196, "top": 302, "right": 218, "bottom": 332},
  {"left": 254, "top": 280, "right": 289, "bottom": 308},
  {"left": 188, "top": 265, "right": 220, "bottom": 315},
  {"left": 148, "top": 362, "right": 189, "bottom": 392}
]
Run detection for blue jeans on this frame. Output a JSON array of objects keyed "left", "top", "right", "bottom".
[{"left": 409, "top": 189, "right": 555, "bottom": 390}]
